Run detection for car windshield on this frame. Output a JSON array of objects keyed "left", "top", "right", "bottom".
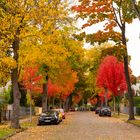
[
  {"left": 53, "top": 109, "right": 64, "bottom": 113},
  {"left": 41, "top": 111, "right": 56, "bottom": 116},
  {"left": 102, "top": 107, "right": 110, "bottom": 111}
]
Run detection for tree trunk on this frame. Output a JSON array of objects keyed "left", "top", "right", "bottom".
[
  {"left": 42, "top": 83, "right": 48, "bottom": 112},
  {"left": 29, "top": 90, "right": 32, "bottom": 123},
  {"left": 59, "top": 99, "right": 62, "bottom": 108},
  {"left": 52, "top": 97, "right": 55, "bottom": 108},
  {"left": 104, "top": 88, "right": 108, "bottom": 107},
  {"left": 121, "top": 23, "right": 135, "bottom": 120},
  {"left": 0, "top": 111, "right": 1, "bottom": 124},
  {"left": 113, "top": 96, "right": 116, "bottom": 113},
  {"left": 11, "top": 35, "right": 21, "bottom": 129},
  {"left": 65, "top": 96, "right": 70, "bottom": 112},
  {"left": 117, "top": 97, "right": 120, "bottom": 116}
]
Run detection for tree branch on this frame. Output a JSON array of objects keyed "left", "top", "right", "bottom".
[{"left": 131, "top": 0, "right": 140, "bottom": 21}]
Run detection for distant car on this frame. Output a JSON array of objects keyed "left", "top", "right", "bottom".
[
  {"left": 38, "top": 111, "right": 60, "bottom": 125},
  {"left": 99, "top": 107, "right": 111, "bottom": 117},
  {"left": 95, "top": 107, "right": 101, "bottom": 114},
  {"left": 69, "top": 107, "right": 75, "bottom": 112}
]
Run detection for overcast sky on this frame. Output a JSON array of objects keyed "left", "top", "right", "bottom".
[
  {"left": 68, "top": 0, "right": 140, "bottom": 77},
  {"left": 76, "top": 18, "right": 140, "bottom": 77}
]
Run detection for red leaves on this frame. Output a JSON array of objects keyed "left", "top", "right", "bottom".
[
  {"left": 48, "top": 79, "right": 60, "bottom": 97},
  {"left": 96, "top": 56, "right": 127, "bottom": 97},
  {"left": 22, "top": 66, "right": 43, "bottom": 93},
  {"left": 98, "top": 90, "right": 112, "bottom": 103},
  {"left": 89, "top": 98, "right": 97, "bottom": 105}
]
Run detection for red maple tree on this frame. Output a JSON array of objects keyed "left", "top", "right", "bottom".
[
  {"left": 22, "top": 66, "right": 43, "bottom": 93},
  {"left": 97, "top": 56, "right": 127, "bottom": 97}
]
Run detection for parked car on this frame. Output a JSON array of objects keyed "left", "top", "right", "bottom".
[
  {"left": 99, "top": 107, "right": 111, "bottom": 117},
  {"left": 69, "top": 107, "right": 75, "bottom": 112},
  {"left": 58, "top": 108, "right": 65, "bottom": 119},
  {"left": 90, "top": 106, "right": 96, "bottom": 111},
  {"left": 38, "top": 111, "right": 60, "bottom": 125},
  {"left": 52, "top": 108, "right": 64, "bottom": 120},
  {"left": 95, "top": 107, "right": 101, "bottom": 114}
]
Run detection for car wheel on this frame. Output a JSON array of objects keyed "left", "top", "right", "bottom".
[
  {"left": 55, "top": 121, "right": 59, "bottom": 125},
  {"left": 38, "top": 122, "right": 42, "bottom": 126}
]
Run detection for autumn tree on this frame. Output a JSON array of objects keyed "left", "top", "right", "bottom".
[
  {"left": 97, "top": 56, "right": 127, "bottom": 110},
  {"left": 22, "top": 65, "right": 42, "bottom": 122},
  {"left": 54, "top": 62, "right": 78, "bottom": 110},
  {"left": 0, "top": 0, "right": 73, "bottom": 128},
  {"left": 73, "top": 0, "right": 136, "bottom": 120}
]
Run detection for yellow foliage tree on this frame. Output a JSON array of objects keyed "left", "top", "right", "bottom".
[{"left": 0, "top": 0, "right": 75, "bottom": 128}]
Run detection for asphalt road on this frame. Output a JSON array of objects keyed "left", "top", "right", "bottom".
[{"left": 8, "top": 112, "right": 140, "bottom": 140}]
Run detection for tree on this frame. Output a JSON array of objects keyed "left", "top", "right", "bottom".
[
  {"left": 97, "top": 56, "right": 127, "bottom": 110},
  {"left": 0, "top": 0, "right": 73, "bottom": 128},
  {"left": 73, "top": 0, "right": 136, "bottom": 120},
  {"left": 131, "top": 0, "right": 140, "bottom": 20},
  {"left": 48, "top": 79, "right": 60, "bottom": 98},
  {"left": 22, "top": 65, "right": 43, "bottom": 122},
  {"left": 53, "top": 62, "right": 78, "bottom": 109}
]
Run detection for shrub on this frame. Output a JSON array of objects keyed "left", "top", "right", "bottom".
[
  {"left": 136, "top": 106, "right": 140, "bottom": 115},
  {"left": 133, "top": 96, "right": 140, "bottom": 107}
]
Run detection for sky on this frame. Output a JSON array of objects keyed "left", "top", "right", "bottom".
[
  {"left": 76, "top": 18, "right": 140, "bottom": 77},
  {"left": 68, "top": 0, "right": 140, "bottom": 76}
]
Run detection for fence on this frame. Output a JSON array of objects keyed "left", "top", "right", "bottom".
[{"left": 120, "top": 104, "right": 136, "bottom": 114}]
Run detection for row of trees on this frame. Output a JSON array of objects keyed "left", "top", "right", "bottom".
[
  {"left": 0, "top": 0, "right": 86, "bottom": 128},
  {"left": 72, "top": 0, "right": 140, "bottom": 120},
  {"left": 0, "top": 0, "right": 139, "bottom": 129}
]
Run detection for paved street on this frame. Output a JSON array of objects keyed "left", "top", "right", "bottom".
[{"left": 8, "top": 112, "right": 140, "bottom": 140}]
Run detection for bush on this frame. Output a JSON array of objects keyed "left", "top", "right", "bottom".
[
  {"left": 133, "top": 97, "right": 140, "bottom": 107},
  {"left": 136, "top": 106, "right": 140, "bottom": 115}
]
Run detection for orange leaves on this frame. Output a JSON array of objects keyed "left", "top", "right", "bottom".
[
  {"left": 86, "top": 30, "right": 122, "bottom": 44},
  {"left": 22, "top": 65, "right": 43, "bottom": 93},
  {"left": 104, "top": 21, "right": 116, "bottom": 31},
  {"left": 72, "top": 0, "right": 114, "bottom": 29},
  {"left": 47, "top": 62, "right": 78, "bottom": 101}
]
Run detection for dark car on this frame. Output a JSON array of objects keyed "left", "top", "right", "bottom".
[
  {"left": 90, "top": 106, "right": 96, "bottom": 111},
  {"left": 99, "top": 107, "right": 111, "bottom": 117},
  {"left": 95, "top": 107, "right": 101, "bottom": 114},
  {"left": 38, "top": 111, "right": 60, "bottom": 125}
]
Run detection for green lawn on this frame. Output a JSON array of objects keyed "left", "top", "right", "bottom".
[
  {"left": 128, "top": 119, "right": 140, "bottom": 127},
  {"left": 112, "top": 113, "right": 140, "bottom": 127},
  {"left": 0, "top": 120, "right": 36, "bottom": 139},
  {"left": 0, "top": 115, "right": 39, "bottom": 139},
  {"left": 0, "top": 127, "right": 15, "bottom": 139}
]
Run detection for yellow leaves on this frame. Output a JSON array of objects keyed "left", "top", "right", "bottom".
[
  {"left": 1, "top": 57, "right": 17, "bottom": 69},
  {"left": 0, "top": 57, "right": 16, "bottom": 86},
  {"left": 0, "top": 0, "right": 82, "bottom": 87}
]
